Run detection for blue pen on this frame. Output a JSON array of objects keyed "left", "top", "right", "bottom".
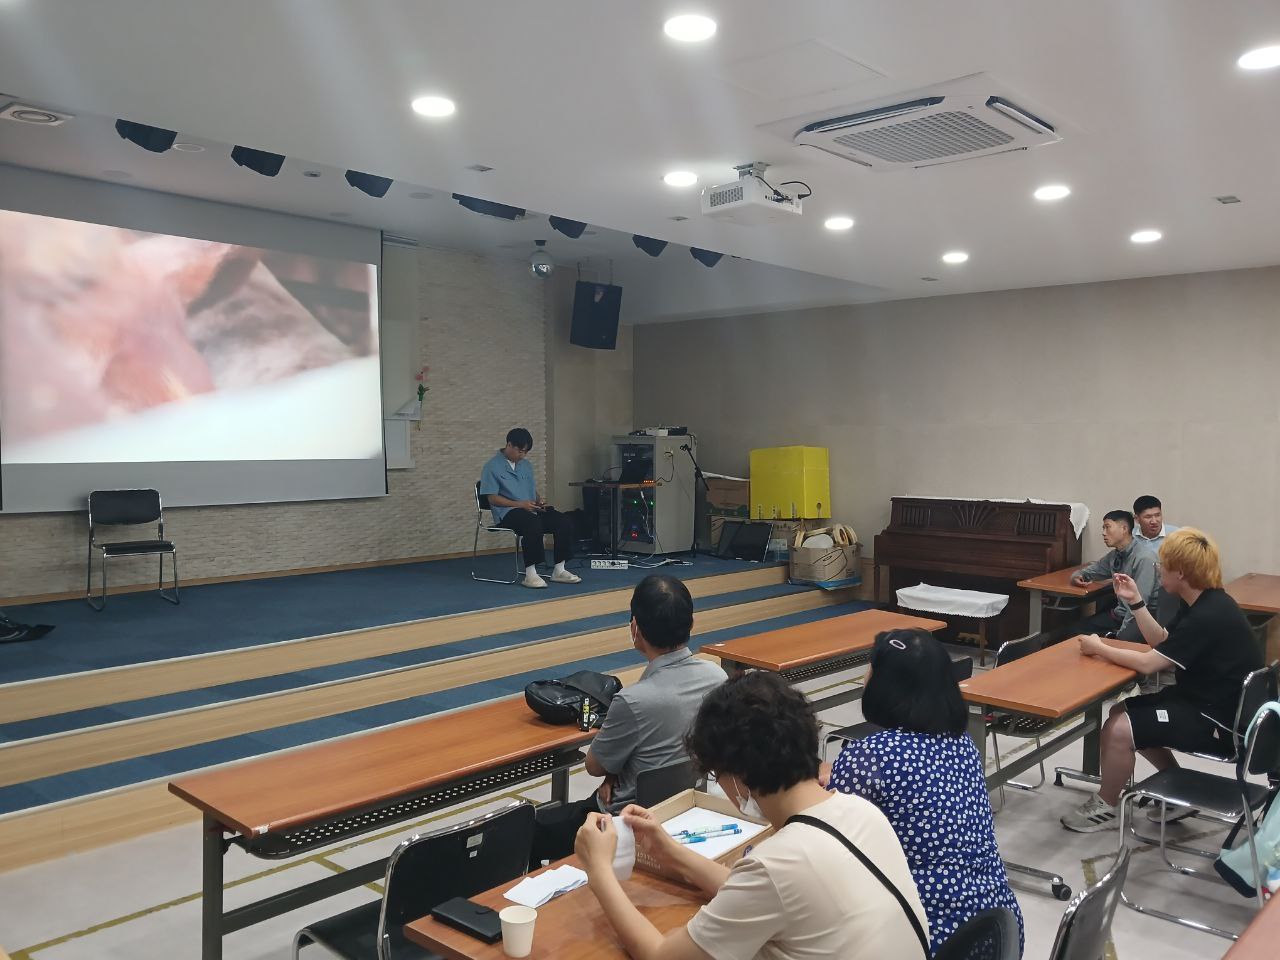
[
  {"left": 682, "top": 826, "right": 742, "bottom": 841},
  {"left": 676, "top": 823, "right": 739, "bottom": 836}
]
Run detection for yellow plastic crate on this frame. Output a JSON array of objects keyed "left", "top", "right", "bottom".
[{"left": 749, "top": 446, "right": 831, "bottom": 520}]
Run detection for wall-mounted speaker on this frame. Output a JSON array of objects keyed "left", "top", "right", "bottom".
[{"left": 569, "top": 280, "right": 622, "bottom": 350}]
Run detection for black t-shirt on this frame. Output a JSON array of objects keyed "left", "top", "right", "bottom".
[{"left": 1156, "top": 588, "right": 1263, "bottom": 726}]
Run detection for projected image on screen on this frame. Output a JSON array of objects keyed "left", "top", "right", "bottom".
[{"left": 0, "top": 210, "right": 380, "bottom": 465}]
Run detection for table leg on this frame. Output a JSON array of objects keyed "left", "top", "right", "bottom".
[
  {"left": 551, "top": 767, "right": 570, "bottom": 805},
  {"left": 1082, "top": 701, "right": 1103, "bottom": 777},
  {"left": 966, "top": 707, "right": 988, "bottom": 770},
  {"left": 202, "top": 814, "right": 225, "bottom": 960},
  {"left": 1029, "top": 588, "right": 1043, "bottom": 634},
  {"left": 611, "top": 487, "right": 619, "bottom": 561}
]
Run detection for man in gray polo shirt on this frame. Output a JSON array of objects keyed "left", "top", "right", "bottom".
[{"left": 529, "top": 574, "right": 726, "bottom": 866}]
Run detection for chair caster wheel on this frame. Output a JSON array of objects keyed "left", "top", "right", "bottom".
[{"left": 1052, "top": 882, "right": 1072, "bottom": 901}]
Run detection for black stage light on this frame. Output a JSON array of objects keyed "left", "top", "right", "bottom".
[
  {"left": 690, "top": 247, "right": 723, "bottom": 268},
  {"left": 549, "top": 216, "right": 588, "bottom": 239},
  {"left": 452, "top": 194, "right": 526, "bottom": 220},
  {"left": 345, "top": 170, "right": 393, "bottom": 198},
  {"left": 115, "top": 119, "right": 177, "bottom": 153},
  {"left": 632, "top": 235, "right": 668, "bottom": 257},
  {"left": 231, "top": 145, "right": 285, "bottom": 177}
]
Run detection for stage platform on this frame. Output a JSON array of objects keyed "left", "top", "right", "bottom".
[{"left": 0, "top": 552, "right": 869, "bottom": 871}]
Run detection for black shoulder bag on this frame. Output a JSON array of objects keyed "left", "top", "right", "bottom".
[{"left": 785, "top": 813, "right": 930, "bottom": 957}]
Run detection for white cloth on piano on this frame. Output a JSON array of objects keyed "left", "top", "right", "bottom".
[
  {"left": 896, "top": 583, "right": 1010, "bottom": 619},
  {"left": 904, "top": 496, "right": 1089, "bottom": 539}
]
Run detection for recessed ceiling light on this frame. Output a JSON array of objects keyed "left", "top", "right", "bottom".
[
  {"left": 1033, "top": 184, "right": 1071, "bottom": 201},
  {"left": 466, "top": 163, "right": 494, "bottom": 173},
  {"left": 302, "top": 169, "right": 322, "bottom": 178},
  {"left": 824, "top": 216, "right": 855, "bottom": 231},
  {"left": 663, "top": 170, "right": 698, "bottom": 187},
  {"left": 663, "top": 14, "right": 717, "bottom": 43},
  {"left": 411, "top": 95, "right": 456, "bottom": 118},
  {"left": 1214, "top": 195, "right": 1241, "bottom": 204},
  {"left": 409, "top": 191, "right": 432, "bottom": 200},
  {"left": 1237, "top": 45, "right": 1280, "bottom": 71},
  {"left": 668, "top": 215, "right": 689, "bottom": 222},
  {"left": 1130, "top": 229, "right": 1162, "bottom": 244},
  {"left": 172, "top": 142, "right": 205, "bottom": 153},
  {"left": 941, "top": 250, "right": 969, "bottom": 264},
  {"left": 101, "top": 169, "right": 133, "bottom": 180}
]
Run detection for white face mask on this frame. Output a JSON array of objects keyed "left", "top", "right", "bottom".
[{"left": 728, "top": 779, "right": 764, "bottom": 821}]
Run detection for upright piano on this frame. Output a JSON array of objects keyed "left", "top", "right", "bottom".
[{"left": 873, "top": 497, "right": 1083, "bottom": 644}]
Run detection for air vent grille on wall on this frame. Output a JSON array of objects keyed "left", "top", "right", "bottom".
[{"left": 789, "top": 84, "right": 1060, "bottom": 172}]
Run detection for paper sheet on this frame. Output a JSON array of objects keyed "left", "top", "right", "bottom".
[
  {"left": 612, "top": 814, "right": 635, "bottom": 881},
  {"left": 504, "top": 864, "right": 588, "bottom": 908}
]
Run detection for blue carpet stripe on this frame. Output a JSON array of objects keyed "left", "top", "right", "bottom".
[
  {"left": 0, "top": 579, "right": 812, "bottom": 741},
  {"left": 0, "top": 599, "right": 870, "bottom": 816},
  {"left": 0, "top": 555, "right": 784, "bottom": 683}
]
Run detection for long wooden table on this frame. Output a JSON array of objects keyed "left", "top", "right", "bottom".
[
  {"left": 959, "top": 637, "right": 1142, "bottom": 788},
  {"left": 1018, "top": 566, "right": 1115, "bottom": 634},
  {"left": 1226, "top": 573, "right": 1280, "bottom": 614},
  {"left": 406, "top": 854, "right": 704, "bottom": 960},
  {"left": 701, "top": 609, "right": 947, "bottom": 710},
  {"left": 169, "top": 697, "right": 593, "bottom": 960}
]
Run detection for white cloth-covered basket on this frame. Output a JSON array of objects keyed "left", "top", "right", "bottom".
[{"left": 895, "top": 583, "right": 1009, "bottom": 619}]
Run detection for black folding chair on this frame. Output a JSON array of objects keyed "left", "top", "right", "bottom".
[
  {"left": 1047, "top": 847, "right": 1130, "bottom": 960},
  {"left": 471, "top": 482, "right": 523, "bottom": 584},
  {"left": 85, "top": 488, "right": 179, "bottom": 611},
  {"left": 294, "top": 799, "right": 535, "bottom": 959},
  {"left": 933, "top": 906, "right": 1021, "bottom": 960},
  {"left": 636, "top": 759, "right": 699, "bottom": 807}
]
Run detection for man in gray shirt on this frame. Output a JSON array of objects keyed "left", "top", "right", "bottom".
[
  {"left": 529, "top": 574, "right": 726, "bottom": 866},
  {"left": 1071, "top": 509, "right": 1157, "bottom": 640}
]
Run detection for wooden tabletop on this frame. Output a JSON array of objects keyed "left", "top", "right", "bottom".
[
  {"left": 405, "top": 856, "right": 704, "bottom": 960},
  {"left": 1226, "top": 573, "right": 1280, "bottom": 615},
  {"left": 958, "top": 639, "right": 1144, "bottom": 718},
  {"left": 1017, "top": 565, "right": 1113, "bottom": 597},
  {"left": 169, "top": 697, "right": 593, "bottom": 837},
  {"left": 700, "top": 609, "right": 947, "bottom": 672},
  {"left": 1224, "top": 892, "right": 1280, "bottom": 959}
]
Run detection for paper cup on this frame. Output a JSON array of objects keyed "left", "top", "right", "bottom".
[{"left": 499, "top": 905, "right": 537, "bottom": 958}]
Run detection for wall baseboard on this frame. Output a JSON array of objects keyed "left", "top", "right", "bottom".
[{"left": 0, "top": 547, "right": 512, "bottom": 607}]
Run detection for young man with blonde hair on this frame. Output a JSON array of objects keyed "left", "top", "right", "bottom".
[{"left": 1061, "top": 528, "right": 1262, "bottom": 832}]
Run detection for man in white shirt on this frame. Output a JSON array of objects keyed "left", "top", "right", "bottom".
[{"left": 1133, "top": 495, "right": 1179, "bottom": 552}]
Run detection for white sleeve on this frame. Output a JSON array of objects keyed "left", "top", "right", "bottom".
[{"left": 686, "top": 859, "right": 786, "bottom": 960}]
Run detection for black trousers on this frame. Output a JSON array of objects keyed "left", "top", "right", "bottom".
[
  {"left": 528, "top": 796, "right": 599, "bottom": 869},
  {"left": 498, "top": 507, "right": 574, "bottom": 567}
]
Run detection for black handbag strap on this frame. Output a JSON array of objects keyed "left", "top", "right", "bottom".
[{"left": 785, "top": 813, "right": 929, "bottom": 957}]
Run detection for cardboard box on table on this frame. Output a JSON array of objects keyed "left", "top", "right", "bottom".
[
  {"left": 703, "top": 477, "right": 749, "bottom": 519},
  {"left": 636, "top": 789, "right": 773, "bottom": 879}
]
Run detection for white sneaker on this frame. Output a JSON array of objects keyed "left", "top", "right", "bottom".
[
  {"left": 1061, "top": 794, "right": 1120, "bottom": 833},
  {"left": 522, "top": 571, "right": 548, "bottom": 589},
  {"left": 1146, "top": 802, "right": 1198, "bottom": 824},
  {"left": 550, "top": 569, "right": 582, "bottom": 584}
]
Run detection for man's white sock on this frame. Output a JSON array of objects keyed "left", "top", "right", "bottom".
[
  {"left": 525, "top": 565, "right": 538, "bottom": 577},
  {"left": 553, "top": 561, "right": 567, "bottom": 575}
]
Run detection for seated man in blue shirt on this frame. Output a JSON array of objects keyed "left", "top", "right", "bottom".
[
  {"left": 480, "top": 427, "right": 580, "bottom": 588},
  {"left": 1069, "top": 509, "right": 1157, "bottom": 641}
]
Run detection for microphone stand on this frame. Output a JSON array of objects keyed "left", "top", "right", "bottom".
[{"left": 681, "top": 442, "right": 712, "bottom": 557}]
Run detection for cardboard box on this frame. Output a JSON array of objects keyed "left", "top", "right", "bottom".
[
  {"left": 789, "top": 526, "right": 863, "bottom": 587},
  {"left": 637, "top": 789, "right": 772, "bottom": 879},
  {"left": 704, "top": 476, "right": 750, "bottom": 518}
]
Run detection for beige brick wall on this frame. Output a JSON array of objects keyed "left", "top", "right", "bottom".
[{"left": 0, "top": 245, "right": 551, "bottom": 599}]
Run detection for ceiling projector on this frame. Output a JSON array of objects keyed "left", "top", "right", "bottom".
[{"left": 700, "top": 162, "right": 803, "bottom": 226}]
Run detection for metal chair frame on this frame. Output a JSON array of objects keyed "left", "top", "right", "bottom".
[
  {"left": 85, "top": 488, "right": 179, "bottom": 611},
  {"left": 987, "top": 633, "right": 1053, "bottom": 812},
  {"left": 294, "top": 799, "right": 534, "bottom": 960},
  {"left": 1116, "top": 699, "right": 1280, "bottom": 940},
  {"left": 1047, "top": 847, "right": 1131, "bottom": 960},
  {"left": 471, "top": 482, "right": 523, "bottom": 584}
]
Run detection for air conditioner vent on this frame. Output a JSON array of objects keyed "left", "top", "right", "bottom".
[
  {"left": 707, "top": 183, "right": 744, "bottom": 208},
  {"left": 832, "top": 110, "right": 1014, "bottom": 164},
  {"left": 779, "top": 78, "right": 1062, "bottom": 173}
]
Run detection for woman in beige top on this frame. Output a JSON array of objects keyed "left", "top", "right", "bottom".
[{"left": 575, "top": 670, "right": 930, "bottom": 960}]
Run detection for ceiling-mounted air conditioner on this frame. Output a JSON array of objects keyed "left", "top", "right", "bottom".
[{"left": 764, "top": 75, "right": 1063, "bottom": 173}]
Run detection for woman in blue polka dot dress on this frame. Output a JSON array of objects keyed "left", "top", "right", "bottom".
[{"left": 825, "top": 629, "right": 1024, "bottom": 957}]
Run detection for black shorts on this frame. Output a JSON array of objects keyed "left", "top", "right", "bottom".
[{"left": 1124, "top": 691, "right": 1234, "bottom": 757}]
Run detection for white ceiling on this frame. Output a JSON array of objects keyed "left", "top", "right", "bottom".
[{"left": 1, "top": 0, "right": 1278, "bottom": 322}]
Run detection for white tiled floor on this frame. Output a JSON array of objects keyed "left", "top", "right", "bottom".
[{"left": 0, "top": 665, "right": 1260, "bottom": 959}]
